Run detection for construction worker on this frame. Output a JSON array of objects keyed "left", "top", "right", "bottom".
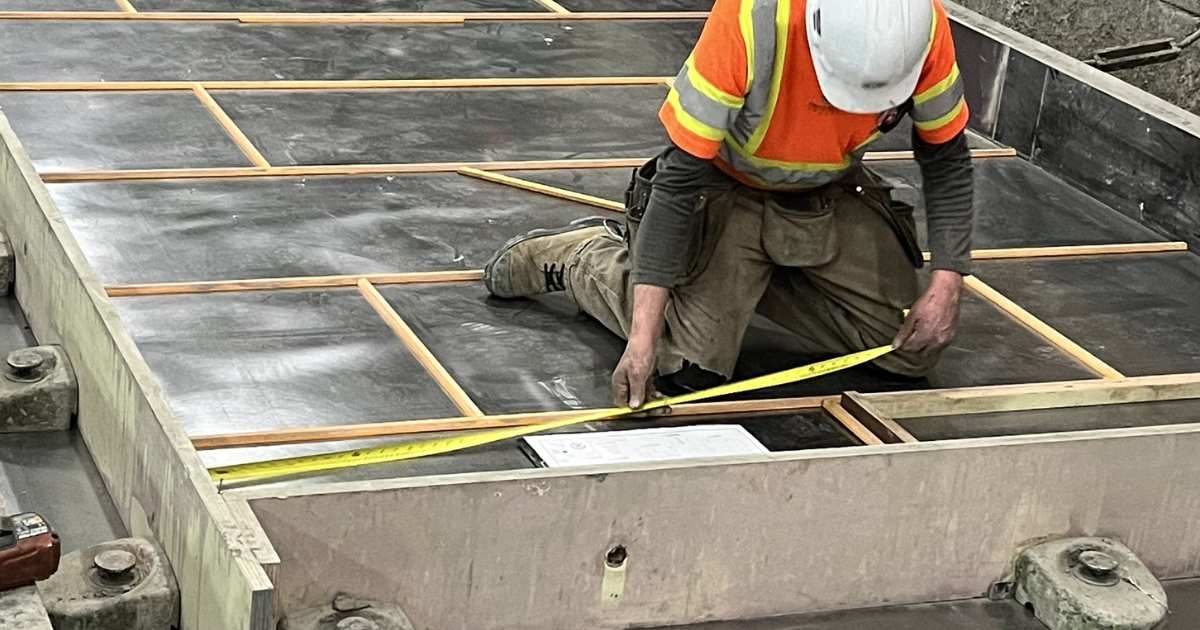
[{"left": 485, "top": 0, "right": 973, "bottom": 408}]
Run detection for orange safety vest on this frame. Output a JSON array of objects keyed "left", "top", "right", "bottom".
[{"left": 660, "top": 0, "right": 969, "bottom": 190}]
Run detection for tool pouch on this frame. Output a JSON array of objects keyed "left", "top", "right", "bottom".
[
  {"left": 623, "top": 152, "right": 659, "bottom": 247},
  {"left": 761, "top": 191, "right": 840, "bottom": 268},
  {"left": 847, "top": 167, "right": 924, "bottom": 269}
]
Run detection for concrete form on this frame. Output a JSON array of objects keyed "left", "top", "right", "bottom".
[{"left": 1, "top": 2, "right": 1200, "bottom": 629}]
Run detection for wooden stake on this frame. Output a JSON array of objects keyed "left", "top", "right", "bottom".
[
  {"left": 840, "top": 392, "right": 918, "bottom": 443},
  {"left": 191, "top": 85, "right": 271, "bottom": 169},
  {"left": 114, "top": 0, "right": 137, "bottom": 12},
  {"left": 357, "top": 278, "right": 484, "bottom": 417},
  {"left": 0, "top": 77, "right": 675, "bottom": 93},
  {"left": 191, "top": 396, "right": 833, "bottom": 450},
  {"left": 963, "top": 275, "right": 1125, "bottom": 380},
  {"left": 820, "top": 399, "right": 884, "bottom": 446},
  {"left": 458, "top": 167, "right": 625, "bottom": 212},
  {"left": 106, "top": 270, "right": 482, "bottom": 298}
]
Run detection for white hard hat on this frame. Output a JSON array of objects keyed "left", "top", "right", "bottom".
[{"left": 806, "top": 0, "right": 935, "bottom": 114}]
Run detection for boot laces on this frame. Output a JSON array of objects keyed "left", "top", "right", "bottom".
[{"left": 543, "top": 263, "right": 566, "bottom": 292}]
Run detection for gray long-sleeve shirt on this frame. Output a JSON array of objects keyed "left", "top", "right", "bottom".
[{"left": 631, "top": 128, "right": 975, "bottom": 287}]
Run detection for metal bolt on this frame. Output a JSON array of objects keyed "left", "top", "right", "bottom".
[
  {"left": 1080, "top": 550, "right": 1119, "bottom": 575},
  {"left": 1074, "top": 550, "right": 1121, "bottom": 586},
  {"left": 5, "top": 350, "right": 43, "bottom": 382},
  {"left": 336, "top": 617, "right": 381, "bottom": 630},
  {"left": 94, "top": 549, "right": 137, "bottom": 578}
]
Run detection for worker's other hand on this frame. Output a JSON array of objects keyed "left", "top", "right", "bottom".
[
  {"left": 612, "top": 336, "right": 657, "bottom": 409},
  {"left": 893, "top": 269, "right": 962, "bottom": 354}
]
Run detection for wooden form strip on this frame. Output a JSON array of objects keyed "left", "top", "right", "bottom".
[
  {"left": 105, "top": 238, "right": 1187, "bottom": 298},
  {"left": 458, "top": 167, "right": 625, "bottom": 212},
  {"left": 963, "top": 275, "right": 1125, "bottom": 380},
  {"left": 0, "top": 11, "right": 464, "bottom": 23},
  {"left": 238, "top": 11, "right": 712, "bottom": 23},
  {"left": 40, "top": 158, "right": 649, "bottom": 183},
  {"left": 862, "top": 372, "right": 1200, "bottom": 419},
  {"left": 191, "top": 85, "right": 270, "bottom": 169},
  {"left": 820, "top": 399, "right": 885, "bottom": 446},
  {"left": 921, "top": 241, "right": 1189, "bottom": 262},
  {"left": 191, "top": 396, "right": 832, "bottom": 450},
  {"left": 532, "top": 0, "right": 571, "bottom": 14},
  {"left": 0, "top": 10, "right": 708, "bottom": 23},
  {"left": 0, "top": 77, "right": 675, "bottom": 92},
  {"left": 357, "top": 278, "right": 484, "bottom": 417},
  {"left": 39, "top": 149, "right": 1014, "bottom": 184},
  {"left": 840, "top": 392, "right": 917, "bottom": 443},
  {"left": 106, "top": 270, "right": 482, "bottom": 297}
]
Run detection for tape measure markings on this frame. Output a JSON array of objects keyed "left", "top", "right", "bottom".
[{"left": 210, "top": 345, "right": 893, "bottom": 485}]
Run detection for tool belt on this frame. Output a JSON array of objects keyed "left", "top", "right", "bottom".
[{"left": 623, "top": 150, "right": 924, "bottom": 269}]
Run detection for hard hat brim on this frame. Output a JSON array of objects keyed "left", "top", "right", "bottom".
[{"left": 811, "top": 58, "right": 924, "bottom": 115}]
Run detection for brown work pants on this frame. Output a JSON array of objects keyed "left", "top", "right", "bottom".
[{"left": 564, "top": 167, "right": 935, "bottom": 380}]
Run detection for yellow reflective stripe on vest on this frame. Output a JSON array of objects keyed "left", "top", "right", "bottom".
[
  {"left": 915, "top": 63, "right": 959, "bottom": 105},
  {"left": 914, "top": 97, "right": 966, "bottom": 131},
  {"left": 729, "top": 0, "right": 778, "bottom": 147},
  {"left": 739, "top": 0, "right": 756, "bottom": 91},
  {"left": 682, "top": 55, "right": 745, "bottom": 109},
  {"left": 665, "top": 88, "right": 727, "bottom": 141},
  {"left": 742, "top": 0, "right": 791, "bottom": 155},
  {"left": 852, "top": 131, "right": 884, "bottom": 153},
  {"left": 719, "top": 147, "right": 851, "bottom": 189},
  {"left": 913, "top": 64, "right": 964, "bottom": 125}
]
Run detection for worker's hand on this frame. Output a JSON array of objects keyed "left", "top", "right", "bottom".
[
  {"left": 893, "top": 270, "right": 962, "bottom": 354},
  {"left": 612, "top": 336, "right": 657, "bottom": 409}
]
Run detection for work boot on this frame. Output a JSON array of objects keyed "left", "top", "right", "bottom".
[{"left": 484, "top": 217, "right": 621, "bottom": 298}]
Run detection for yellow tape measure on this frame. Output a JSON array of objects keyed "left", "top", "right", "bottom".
[{"left": 210, "top": 345, "right": 893, "bottom": 485}]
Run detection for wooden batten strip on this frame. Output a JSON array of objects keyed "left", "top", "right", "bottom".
[
  {"left": 39, "top": 148, "right": 1013, "bottom": 183},
  {"left": 963, "top": 275, "right": 1125, "bottom": 380},
  {"left": 40, "top": 158, "right": 648, "bottom": 183},
  {"left": 840, "top": 392, "right": 917, "bottom": 444},
  {"left": 861, "top": 372, "right": 1200, "bottom": 419},
  {"left": 191, "top": 396, "right": 833, "bottom": 450},
  {"left": 0, "top": 77, "right": 673, "bottom": 92},
  {"left": 458, "top": 167, "right": 625, "bottom": 212},
  {"left": 106, "top": 270, "right": 483, "bottom": 298},
  {"left": 532, "top": 0, "right": 571, "bottom": 13},
  {"left": 921, "top": 241, "right": 1189, "bottom": 262},
  {"left": 820, "top": 399, "right": 884, "bottom": 446},
  {"left": 357, "top": 278, "right": 485, "bottom": 417},
  {"left": 104, "top": 239, "right": 1187, "bottom": 298},
  {"left": 0, "top": 10, "right": 707, "bottom": 23},
  {"left": 191, "top": 85, "right": 271, "bottom": 169}
]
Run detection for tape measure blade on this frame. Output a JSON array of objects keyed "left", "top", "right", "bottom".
[
  {"left": 211, "top": 406, "right": 628, "bottom": 483},
  {"left": 210, "top": 345, "right": 894, "bottom": 485}
]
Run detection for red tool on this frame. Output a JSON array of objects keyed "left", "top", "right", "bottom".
[{"left": 0, "top": 512, "right": 60, "bottom": 592}]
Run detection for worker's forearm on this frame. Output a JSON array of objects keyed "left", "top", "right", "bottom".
[
  {"left": 628, "top": 284, "right": 670, "bottom": 347},
  {"left": 914, "top": 129, "right": 974, "bottom": 274},
  {"left": 630, "top": 146, "right": 716, "bottom": 287}
]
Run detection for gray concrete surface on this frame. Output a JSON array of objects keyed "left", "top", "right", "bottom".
[
  {"left": 0, "top": 295, "right": 125, "bottom": 553},
  {"left": 955, "top": 0, "right": 1200, "bottom": 114},
  {"left": 660, "top": 579, "right": 1200, "bottom": 630}
]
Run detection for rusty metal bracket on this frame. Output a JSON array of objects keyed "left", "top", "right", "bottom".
[{"left": 1085, "top": 38, "right": 1182, "bottom": 71}]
